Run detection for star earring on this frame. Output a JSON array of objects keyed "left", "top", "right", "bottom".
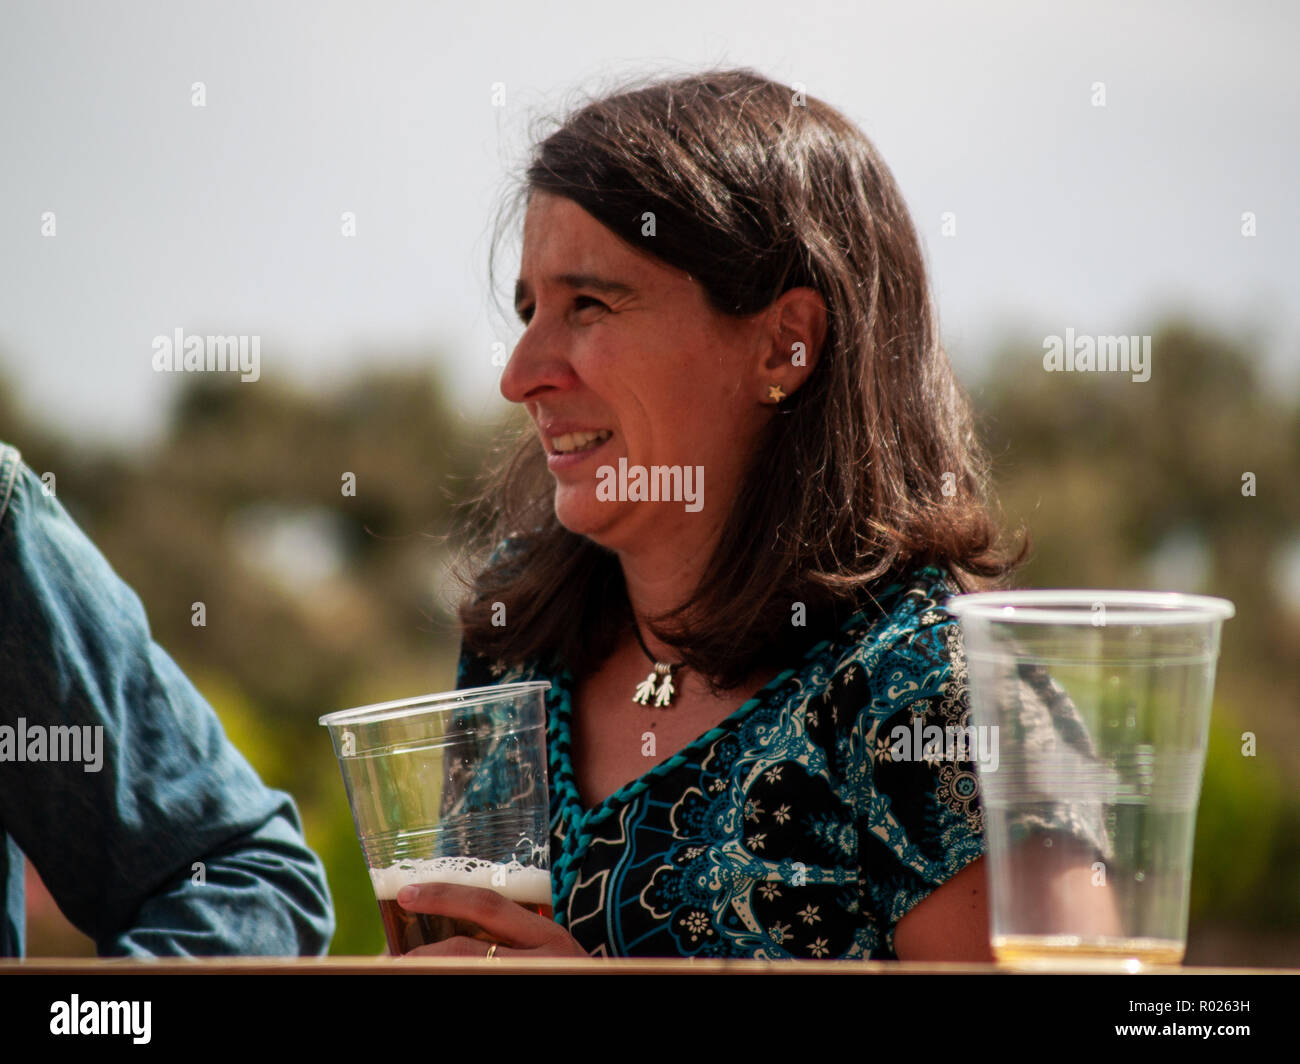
[{"left": 767, "top": 384, "right": 786, "bottom": 402}]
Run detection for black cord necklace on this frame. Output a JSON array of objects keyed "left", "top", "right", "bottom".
[{"left": 630, "top": 623, "right": 682, "bottom": 708}]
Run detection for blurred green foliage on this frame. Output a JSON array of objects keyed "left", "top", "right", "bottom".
[
  {"left": 3, "top": 317, "right": 1297, "bottom": 962},
  {"left": 1192, "top": 704, "right": 1287, "bottom": 922}
]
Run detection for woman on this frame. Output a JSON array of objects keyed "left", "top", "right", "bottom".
[{"left": 398, "top": 68, "right": 1024, "bottom": 960}]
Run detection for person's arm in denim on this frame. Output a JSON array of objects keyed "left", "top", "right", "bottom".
[{"left": 0, "top": 445, "right": 334, "bottom": 955}]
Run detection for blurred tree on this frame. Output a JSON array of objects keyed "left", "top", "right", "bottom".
[{"left": 977, "top": 318, "right": 1300, "bottom": 952}]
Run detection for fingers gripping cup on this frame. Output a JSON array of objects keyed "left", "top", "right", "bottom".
[
  {"left": 944, "top": 591, "right": 1233, "bottom": 970},
  {"left": 320, "top": 682, "right": 553, "bottom": 955}
]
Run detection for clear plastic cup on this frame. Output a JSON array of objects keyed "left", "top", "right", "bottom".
[
  {"left": 319, "top": 682, "right": 552, "bottom": 955},
  {"left": 944, "top": 590, "right": 1234, "bottom": 970}
]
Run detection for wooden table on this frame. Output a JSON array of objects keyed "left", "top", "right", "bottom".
[{"left": 4, "top": 957, "right": 1291, "bottom": 974}]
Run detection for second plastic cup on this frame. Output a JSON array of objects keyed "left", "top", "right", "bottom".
[{"left": 944, "top": 590, "right": 1233, "bottom": 969}]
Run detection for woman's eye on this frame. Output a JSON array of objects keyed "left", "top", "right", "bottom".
[{"left": 517, "top": 297, "right": 607, "bottom": 325}]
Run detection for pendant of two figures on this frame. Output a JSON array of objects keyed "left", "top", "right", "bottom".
[{"left": 632, "top": 664, "right": 676, "bottom": 708}]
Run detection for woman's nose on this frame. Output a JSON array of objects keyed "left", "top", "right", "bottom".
[{"left": 499, "top": 319, "right": 571, "bottom": 404}]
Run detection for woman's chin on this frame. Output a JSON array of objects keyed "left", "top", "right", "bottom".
[{"left": 553, "top": 495, "right": 613, "bottom": 541}]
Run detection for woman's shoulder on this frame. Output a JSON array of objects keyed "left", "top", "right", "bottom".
[
  {"left": 790, "top": 563, "right": 966, "bottom": 705},
  {"left": 455, "top": 642, "right": 550, "bottom": 691},
  {"left": 836, "top": 563, "right": 961, "bottom": 654},
  {"left": 454, "top": 531, "right": 551, "bottom": 688}
]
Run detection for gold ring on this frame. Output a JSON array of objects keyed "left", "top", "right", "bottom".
[{"left": 485, "top": 943, "right": 499, "bottom": 960}]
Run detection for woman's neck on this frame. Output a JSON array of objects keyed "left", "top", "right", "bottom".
[{"left": 615, "top": 520, "right": 723, "bottom": 661}]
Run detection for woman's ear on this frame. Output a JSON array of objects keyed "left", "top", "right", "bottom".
[{"left": 757, "top": 287, "right": 827, "bottom": 403}]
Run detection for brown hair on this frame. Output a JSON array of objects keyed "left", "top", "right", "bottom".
[{"left": 453, "top": 68, "right": 1025, "bottom": 691}]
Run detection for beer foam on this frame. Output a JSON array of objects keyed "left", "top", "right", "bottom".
[{"left": 370, "top": 857, "right": 552, "bottom": 906}]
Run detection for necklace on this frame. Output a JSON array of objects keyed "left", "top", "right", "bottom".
[{"left": 630, "top": 623, "right": 682, "bottom": 708}]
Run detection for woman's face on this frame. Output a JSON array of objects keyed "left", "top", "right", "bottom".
[{"left": 502, "top": 191, "right": 775, "bottom": 552}]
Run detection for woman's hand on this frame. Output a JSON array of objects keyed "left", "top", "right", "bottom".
[{"left": 396, "top": 882, "right": 589, "bottom": 958}]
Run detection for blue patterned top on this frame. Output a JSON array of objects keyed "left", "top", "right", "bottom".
[{"left": 454, "top": 564, "right": 994, "bottom": 959}]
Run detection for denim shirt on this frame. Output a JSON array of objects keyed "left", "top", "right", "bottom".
[{"left": 0, "top": 443, "right": 334, "bottom": 956}]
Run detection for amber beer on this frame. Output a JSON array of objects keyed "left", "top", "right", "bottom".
[{"left": 371, "top": 857, "right": 553, "bottom": 955}]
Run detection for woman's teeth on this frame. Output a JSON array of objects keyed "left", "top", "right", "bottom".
[{"left": 551, "top": 430, "right": 612, "bottom": 454}]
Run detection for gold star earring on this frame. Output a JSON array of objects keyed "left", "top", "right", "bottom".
[{"left": 768, "top": 384, "right": 786, "bottom": 402}]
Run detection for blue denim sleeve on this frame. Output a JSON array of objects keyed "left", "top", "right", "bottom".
[{"left": 0, "top": 445, "right": 334, "bottom": 956}]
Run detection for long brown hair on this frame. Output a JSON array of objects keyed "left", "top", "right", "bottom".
[{"left": 454, "top": 68, "right": 1025, "bottom": 692}]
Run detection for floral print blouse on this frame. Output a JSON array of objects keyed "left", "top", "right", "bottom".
[{"left": 453, "top": 564, "right": 997, "bottom": 959}]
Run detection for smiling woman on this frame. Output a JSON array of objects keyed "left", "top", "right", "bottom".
[{"left": 412, "top": 68, "right": 1031, "bottom": 961}]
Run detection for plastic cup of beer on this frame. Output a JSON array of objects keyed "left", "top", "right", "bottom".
[
  {"left": 319, "top": 682, "right": 553, "bottom": 955},
  {"left": 944, "top": 590, "right": 1233, "bottom": 970}
]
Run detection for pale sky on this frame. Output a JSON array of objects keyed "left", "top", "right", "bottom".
[{"left": 1, "top": 0, "right": 1296, "bottom": 447}]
